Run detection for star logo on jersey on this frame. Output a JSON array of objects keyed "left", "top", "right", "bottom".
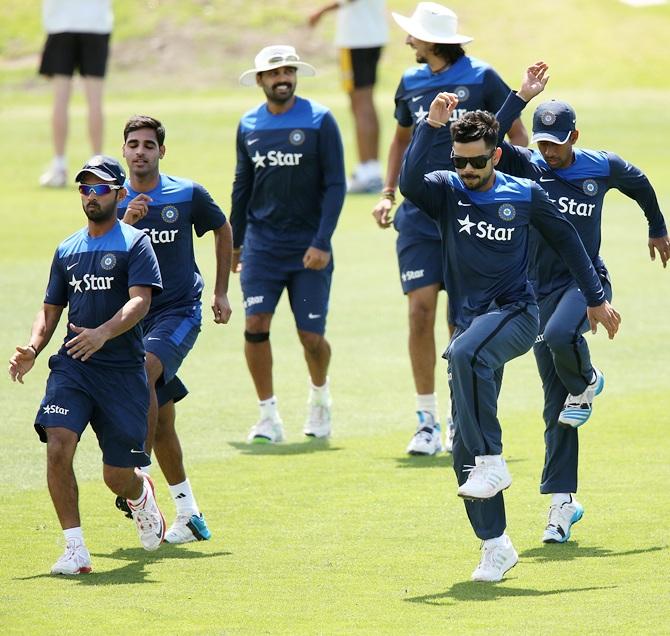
[
  {"left": 457, "top": 214, "right": 476, "bottom": 234},
  {"left": 582, "top": 179, "right": 599, "bottom": 196},
  {"left": 69, "top": 274, "right": 83, "bottom": 293},
  {"left": 414, "top": 105, "right": 428, "bottom": 123},
  {"left": 498, "top": 203, "right": 516, "bottom": 222},
  {"left": 454, "top": 86, "right": 470, "bottom": 101},
  {"left": 161, "top": 205, "right": 179, "bottom": 223},
  {"left": 251, "top": 150, "right": 267, "bottom": 169},
  {"left": 289, "top": 129, "right": 305, "bottom": 145},
  {"left": 100, "top": 253, "right": 116, "bottom": 270}
]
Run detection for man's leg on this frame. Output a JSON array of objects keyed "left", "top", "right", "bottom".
[
  {"left": 40, "top": 75, "right": 71, "bottom": 187},
  {"left": 82, "top": 76, "right": 104, "bottom": 155},
  {"left": 154, "top": 400, "right": 185, "bottom": 485},
  {"left": 45, "top": 427, "right": 80, "bottom": 530},
  {"left": 298, "top": 330, "right": 331, "bottom": 387},
  {"left": 349, "top": 86, "right": 379, "bottom": 166},
  {"left": 408, "top": 284, "right": 440, "bottom": 396},
  {"left": 144, "top": 352, "right": 164, "bottom": 456}
]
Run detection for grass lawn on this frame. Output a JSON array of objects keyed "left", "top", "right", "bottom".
[{"left": 1, "top": 1, "right": 669, "bottom": 634}]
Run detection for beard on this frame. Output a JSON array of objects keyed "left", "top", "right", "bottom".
[
  {"left": 263, "top": 81, "right": 295, "bottom": 105},
  {"left": 83, "top": 196, "right": 118, "bottom": 223},
  {"left": 459, "top": 165, "right": 495, "bottom": 191}
]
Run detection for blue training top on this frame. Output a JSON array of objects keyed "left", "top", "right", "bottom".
[
  {"left": 393, "top": 55, "right": 511, "bottom": 242},
  {"left": 44, "top": 220, "right": 162, "bottom": 367},
  {"left": 230, "top": 95, "right": 346, "bottom": 254},
  {"left": 496, "top": 139, "right": 667, "bottom": 299},
  {"left": 118, "top": 174, "right": 227, "bottom": 318},
  {"left": 399, "top": 120, "right": 606, "bottom": 329}
]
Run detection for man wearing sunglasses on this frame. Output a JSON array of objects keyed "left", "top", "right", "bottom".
[
  {"left": 115, "top": 115, "right": 233, "bottom": 545},
  {"left": 232, "top": 45, "right": 346, "bottom": 444},
  {"left": 371, "top": 2, "right": 529, "bottom": 458},
  {"left": 491, "top": 100, "right": 669, "bottom": 547},
  {"left": 9, "top": 156, "right": 165, "bottom": 574},
  {"left": 399, "top": 93, "right": 622, "bottom": 582}
]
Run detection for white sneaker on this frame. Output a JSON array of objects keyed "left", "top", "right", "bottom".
[
  {"left": 444, "top": 416, "right": 456, "bottom": 453},
  {"left": 406, "top": 411, "right": 443, "bottom": 455},
  {"left": 472, "top": 536, "right": 518, "bottom": 582},
  {"left": 165, "top": 512, "right": 212, "bottom": 544},
  {"left": 128, "top": 473, "right": 165, "bottom": 551},
  {"left": 247, "top": 417, "right": 285, "bottom": 444},
  {"left": 39, "top": 164, "right": 67, "bottom": 188},
  {"left": 51, "top": 539, "right": 92, "bottom": 575},
  {"left": 458, "top": 455, "right": 512, "bottom": 500},
  {"left": 558, "top": 367, "right": 605, "bottom": 428},
  {"left": 542, "top": 498, "right": 584, "bottom": 543},
  {"left": 304, "top": 399, "right": 332, "bottom": 438},
  {"left": 347, "top": 174, "right": 383, "bottom": 194}
]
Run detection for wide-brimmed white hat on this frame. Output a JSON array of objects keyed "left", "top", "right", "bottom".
[
  {"left": 392, "top": 2, "right": 473, "bottom": 44},
  {"left": 239, "top": 45, "right": 316, "bottom": 86}
]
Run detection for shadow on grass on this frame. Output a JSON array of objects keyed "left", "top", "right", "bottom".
[
  {"left": 15, "top": 544, "right": 231, "bottom": 585},
  {"left": 392, "top": 456, "right": 524, "bottom": 470},
  {"left": 405, "top": 581, "right": 616, "bottom": 605},
  {"left": 520, "top": 542, "right": 667, "bottom": 563},
  {"left": 229, "top": 438, "right": 342, "bottom": 456}
]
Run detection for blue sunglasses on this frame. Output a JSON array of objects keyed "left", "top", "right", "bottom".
[{"left": 78, "top": 184, "right": 122, "bottom": 196}]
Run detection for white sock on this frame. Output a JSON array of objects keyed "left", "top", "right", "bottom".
[
  {"left": 127, "top": 481, "right": 148, "bottom": 509},
  {"left": 63, "top": 527, "right": 84, "bottom": 543},
  {"left": 309, "top": 377, "right": 331, "bottom": 406},
  {"left": 53, "top": 155, "right": 67, "bottom": 170},
  {"left": 259, "top": 396, "right": 280, "bottom": 421},
  {"left": 416, "top": 393, "right": 438, "bottom": 419},
  {"left": 483, "top": 533, "right": 508, "bottom": 548},
  {"left": 361, "top": 159, "right": 381, "bottom": 178},
  {"left": 169, "top": 478, "right": 199, "bottom": 516},
  {"left": 551, "top": 493, "right": 572, "bottom": 506}
]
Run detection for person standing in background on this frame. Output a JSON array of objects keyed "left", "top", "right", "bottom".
[
  {"left": 38, "top": 0, "right": 113, "bottom": 187},
  {"left": 308, "top": 0, "right": 388, "bottom": 193}
]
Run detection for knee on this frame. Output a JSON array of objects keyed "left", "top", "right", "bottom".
[
  {"left": 448, "top": 338, "right": 473, "bottom": 369},
  {"left": 298, "top": 331, "right": 324, "bottom": 354},
  {"left": 408, "top": 300, "right": 436, "bottom": 332},
  {"left": 145, "top": 352, "right": 163, "bottom": 385},
  {"left": 542, "top": 322, "right": 574, "bottom": 352},
  {"left": 45, "top": 428, "right": 77, "bottom": 463}
]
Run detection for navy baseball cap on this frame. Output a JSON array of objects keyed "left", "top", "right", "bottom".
[
  {"left": 531, "top": 101, "right": 577, "bottom": 145},
  {"left": 75, "top": 155, "right": 126, "bottom": 185}
]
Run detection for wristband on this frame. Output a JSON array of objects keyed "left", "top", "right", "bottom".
[
  {"left": 426, "top": 117, "right": 447, "bottom": 128},
  {"left": 381, "top": 189, "right": 396, "bottom": 203},
  {"left": 27, "top": 344, "right": 38, "bottom": 358}
]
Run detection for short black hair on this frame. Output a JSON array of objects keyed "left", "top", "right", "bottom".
[
  {"left": 432, "top": 43, "right": 465, "bottom": 66},
  {"left": 123, "top": 115, "right": 165, "bottom": 145},
  {"left": 450, "top": 110, "right": 499, "bottom": 150}
]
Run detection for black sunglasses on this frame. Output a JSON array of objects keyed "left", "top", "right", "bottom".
[
  {"left": 450, "top": 150, "right": 495, "bottom": 170},
  {"left": 78, "top": 184, "right": 122, "bottom": 196}
]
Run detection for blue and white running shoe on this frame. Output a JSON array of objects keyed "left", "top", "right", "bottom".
[{"left": 558, "top": 367, "right": 605, "bottom": 428}]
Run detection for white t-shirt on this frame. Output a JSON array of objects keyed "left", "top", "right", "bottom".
[
  {"left": 335, "top": 0, "right": 388, "bottom": 49},
  {"left": 43, "top": 0, "right": 114, "bottom": 35}
]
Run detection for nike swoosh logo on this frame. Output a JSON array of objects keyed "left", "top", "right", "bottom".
[
  {"left": 130, "top": 449, "right": 145, "bottom": 454},
  {"left": 247, "top": 138, "right": 259, "bottom": 146},
  {"left": 539, "top": 177, "right": 555, "bottom": 182},
  {"left": 457, "top": 201, "right": 471, "bottom": 207},
  {"left": 411, "top": 95, "right": 423, "bottom": 103},
  {"left": 308, "top": 313, "right": 322, "bottom": 319},
  {"left": 66, "top": 262, "right": 79, "bottom": 270},
  {"left": 147, "top": 337, "right": 160, "bottom": 341}
]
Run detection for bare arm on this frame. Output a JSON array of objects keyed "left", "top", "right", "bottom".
[
  {"left": 211, "top": 221, "right": 233, "bottom": 324},
  {"left": 372, "top": 124, "right": 413, "bottom": 228},
  {"left": 507, "top": 118, "right": 529, "bottom": 147},
  {"left": 8, "top": 303, "right": 64, "bottom": 383},
  {"left": 65, "top": 286, "right": 153, "bottom": 362}
]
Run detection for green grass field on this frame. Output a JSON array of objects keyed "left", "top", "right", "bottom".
[{"left": 1, "top": 1, "right": 669, "bottom": 634}]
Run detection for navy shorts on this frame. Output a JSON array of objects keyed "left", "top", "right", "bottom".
[
  {"left": 39, "top": 32, "right": 110, "bottom": 78},
  {"left": 144, "top": 305, "right": 201, "bottom": 407},
  {"left": 396, "top": 236, "right": 444, "bottom": 294},
  {"left": 34, "top": 354, "right": 150, "bottom": 468},
  {"left": 241, "top": 247, "right": 333, "bottom": 335},
  {"left": 339, "top": 47, "right": 382, "bottom": 91}
]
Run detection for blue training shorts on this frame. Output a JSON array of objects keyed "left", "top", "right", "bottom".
[
  {"left": 240, "top": 246, "right": 333, "bottom": 335},
  {"left": 143, "top": 305, "right": 201, "bottom": 407},
  {"left": 34, "top": 354, "right": 150, "bottom": 468},
  {"left": 396, "top": 235, "right": 444, "bottom": 294}
]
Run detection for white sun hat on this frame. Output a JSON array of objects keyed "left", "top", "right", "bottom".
[
  {"left": 239, "top": 45, "right": 316, "bottom": 86},
  {"left": 391, "top": 2, "right": 473, "bottom": 44}
]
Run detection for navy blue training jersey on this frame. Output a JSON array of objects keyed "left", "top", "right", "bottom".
[
  {"left": 118, "top": 174, "right": 226, "bottom": 318},
  {"left": 399, "top": 121, "right": 605, "bottom": 329},
  {"left": 393, "top": 55, "right": 511, "bottom": 242},
  {"left": 44, "top": 221, "right": 162, "bottom": 367},
  {"left": 497, "top": 143, "right": 667, "bottom": 298},
  {"left": 230, "top": 96, "right": 346, "bottom": 254}
]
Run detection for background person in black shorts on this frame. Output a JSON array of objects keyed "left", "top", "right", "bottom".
[
  {"left": 308, "top": 0, "right": 388, "bottom": 193},
  {"left": 38, "top": 0, "right": 113, "bottom": 188}
]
